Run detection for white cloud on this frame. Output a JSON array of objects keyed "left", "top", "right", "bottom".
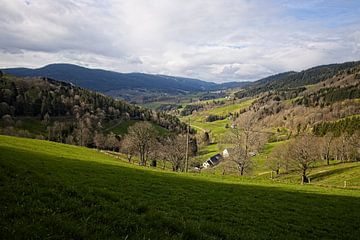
[{"left": 0, "top": 0, "right": 359, "bottom": 82}]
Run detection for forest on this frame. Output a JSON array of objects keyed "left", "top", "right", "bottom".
[{"left": 0, "top": 74, "right": 189, "bottom": 151}]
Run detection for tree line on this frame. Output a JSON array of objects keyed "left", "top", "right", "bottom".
[
  {"left": 121, "top": 121, "right": 197, "bottom": 171},
  {"left": 313, "top": 116, "right": 360, "bottom": 137},
  {"left": 218, "top": 112, "right": 359, "bottom": 183},
  {"left": 267, "top": 131, "right": 360, "bottom": 183}
]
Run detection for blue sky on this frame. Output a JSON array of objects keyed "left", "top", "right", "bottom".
[{"left": 0, "top": 0, "right": 359, "bottom": 82}]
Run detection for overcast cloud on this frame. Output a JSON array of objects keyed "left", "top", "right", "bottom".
[{"left": 0, "top": 0, "right": 359, "bottom": 82}]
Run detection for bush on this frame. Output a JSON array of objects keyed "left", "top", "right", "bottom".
[{"left": 205, "top": 114, "right": 225, "bottom": 122}]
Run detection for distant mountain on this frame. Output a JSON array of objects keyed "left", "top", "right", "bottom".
[
  {"left": 2, "top": 64, "right": 249, "bottom": 96},
  {"left": 235, "top": 61, "right": 360, "bottom": 98}
]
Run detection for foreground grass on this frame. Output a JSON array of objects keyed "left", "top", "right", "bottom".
[{"left": 0, "top": 135, "right": 359, "bottom": 239}]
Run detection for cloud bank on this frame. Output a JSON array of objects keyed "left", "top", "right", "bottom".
[{"left": 1, "top": 0, "right": 359, "bottom": 82}]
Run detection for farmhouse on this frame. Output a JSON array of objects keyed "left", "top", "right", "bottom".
[
  {"left": 223, "top": 148, "right": 230, "bottom": 158},
  {"left": 202, "top": 153, "right": 223, "bottom": 168}
]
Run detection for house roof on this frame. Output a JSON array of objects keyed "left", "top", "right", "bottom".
[{"left": 208, "top": 153, "right": 222, "bottom": 165}]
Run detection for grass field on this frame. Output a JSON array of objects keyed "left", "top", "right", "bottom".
[
  {"left": 181, "top": 99, "right": 254, "bottom": 162},
  {"left": 1, "top": 135, "right": 359, "bottom": 239},
  {"left": 272, "top": 161, "right": 360, "bottom": 188},
  {"left": 181, "top": 99, "right": 254, "bottom": 138}
]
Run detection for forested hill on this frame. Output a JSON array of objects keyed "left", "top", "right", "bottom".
[
  {"left": 235, "top": 61, "right": 360, "bottom": 98},
  {"left": 0, "top": 74, "right": 187, "bottom": 147},
  {"left": 2, "top": 63, "right": 245, "bottom": 95}
]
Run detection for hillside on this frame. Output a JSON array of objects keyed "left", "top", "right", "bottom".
[
  {"left": 175, "top": 63, "right": 360, "bottom": 178},
  {"left": 1, "top": 135, "right": 359, "bottom": 239},
  {"left": 2, "top": 64, "right": 250, "bottom": 101},
  {"left": 0, "top": 74, "right": 186, "bottom": 149},
  {"left": 235, "top": 61, "right": 360, "bottom": 98}
]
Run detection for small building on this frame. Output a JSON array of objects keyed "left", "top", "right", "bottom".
[
  {"left": 223, "top": 148, "right": 230, "bottom": 158},
  {"left": 202, "top": 153, "right": 223, "bottom": 169},
  {"left": 222, "top": 148, "right": 256, "bottom": 158}
]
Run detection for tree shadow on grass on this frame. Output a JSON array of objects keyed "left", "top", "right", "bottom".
[
  {"left": 310, "top": 165, "right": 359, "bottom": 181},
  {"left": 1, "top": 145, "right": 360, "bottom": 240}
]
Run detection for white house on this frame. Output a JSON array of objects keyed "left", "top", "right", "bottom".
[{"left": 223, "top": 149, "right": 230, "bottom": 158}]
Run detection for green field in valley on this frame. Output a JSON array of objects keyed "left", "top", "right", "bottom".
[
  {"left": 181, "top": 99, "right": 254, "bottom": 162},
  {"left": 1, "top": 135, "right": 359, "bottom": 239}
]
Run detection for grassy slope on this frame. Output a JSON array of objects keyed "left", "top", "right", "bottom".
[
  {"left": 1, "top": 135, "right": 359, "bottom": 239},
  {"left": 251, "top": 141, "right": 288, "bottom": 175},
  {"left": 181, "top": 99, "right": 254, "bottom": 138},
  {"left": 273, "top": 162, "right": 360, "bottom": 188}
]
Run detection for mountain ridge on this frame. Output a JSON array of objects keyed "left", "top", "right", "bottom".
[{"left": 2, "top": 63, "right": 250, "bottom": 95}]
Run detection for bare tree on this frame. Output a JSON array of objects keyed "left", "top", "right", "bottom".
[
  {"left": 93, "top": 132, "right": 106, "bottom": 149},
  {"left": 286, "top": 135, "right": 319, "bottom": 184},
  {"left": 105, "top": 132, "right": 119, "bottom": 151},
  {"left": 226, "top": 114, "right": 267, "bottom": 176},
  {"left": 267, "top": 145, "right": 288, "bottom": 176},
  {"left": 333, "top": 134, "right": 355, "bottom": 162},
  {"left": 349, "top": 131, "right": 360, "bottom": 159},
  {"left": 163, "top": 135, "right": 187, "bottom": 171},
  {"left": 320, "top": 133, "right": 334, "bottom": 165},
  {"left": 120, "top": 136, "right": 137, "bottom": 163},
  {"left": 148, "top": 140, "right": 163, "bottom": 167},
  {"left": 122, "top": 121, "right": 156, "bottom": 166}
]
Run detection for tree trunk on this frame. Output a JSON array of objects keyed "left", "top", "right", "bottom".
[{"left": 301, "top": 175, "right": 309, "bottom": 184}]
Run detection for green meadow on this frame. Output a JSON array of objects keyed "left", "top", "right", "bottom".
[{"left": 0, "top": 135, "right": 359, "bottom": 239}]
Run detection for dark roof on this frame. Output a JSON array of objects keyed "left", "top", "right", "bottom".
[{"left": 208, "top": 153, "right": 222, "bottom": 165}]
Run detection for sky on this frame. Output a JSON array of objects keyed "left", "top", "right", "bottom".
[{"left": 0, "top": 0, "right": 360, "bottom": 83}]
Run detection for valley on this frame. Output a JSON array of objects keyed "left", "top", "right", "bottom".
[
  {"left": 2, "top": 1, "right": 360, "bottom": 239},
  {"left": 1, "top": 60, "right": 360, "bottom": 239}
]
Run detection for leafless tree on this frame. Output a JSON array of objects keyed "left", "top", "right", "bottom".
[
  {"left": 163, "top": 135, "right": 187, "bottom": 171},
  {"left": 148, "top": 140, "right": 163, "bottom": 167},
  {"left": 226, "top": 113, "right": 267, "bottom": 176},
  {"left": 333, "top": 133, "right": 355, "bottom": 162},
  {"left": 122, "top": 121, "right": 156, "bottom": 166},
  {"left": 349, "top": 131, "right": 360, "bottom": 157},
  {"left": 120, "top": 136, "right": 137, "bottom": 163},
  {"left": 267, "top": 145, "right": 288, "bottom": 176},
  {"left": 319, "top": 133, "right": 335, "bottom": 165},
  {"left": 93, "top": 132, "right": 106, "bottom": 149},
  {"left": 105, "top": 132, "right": 119, "bottom": 151},
  {"left": 286, "top": 134, "right": 319, "bottom": 184}
]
